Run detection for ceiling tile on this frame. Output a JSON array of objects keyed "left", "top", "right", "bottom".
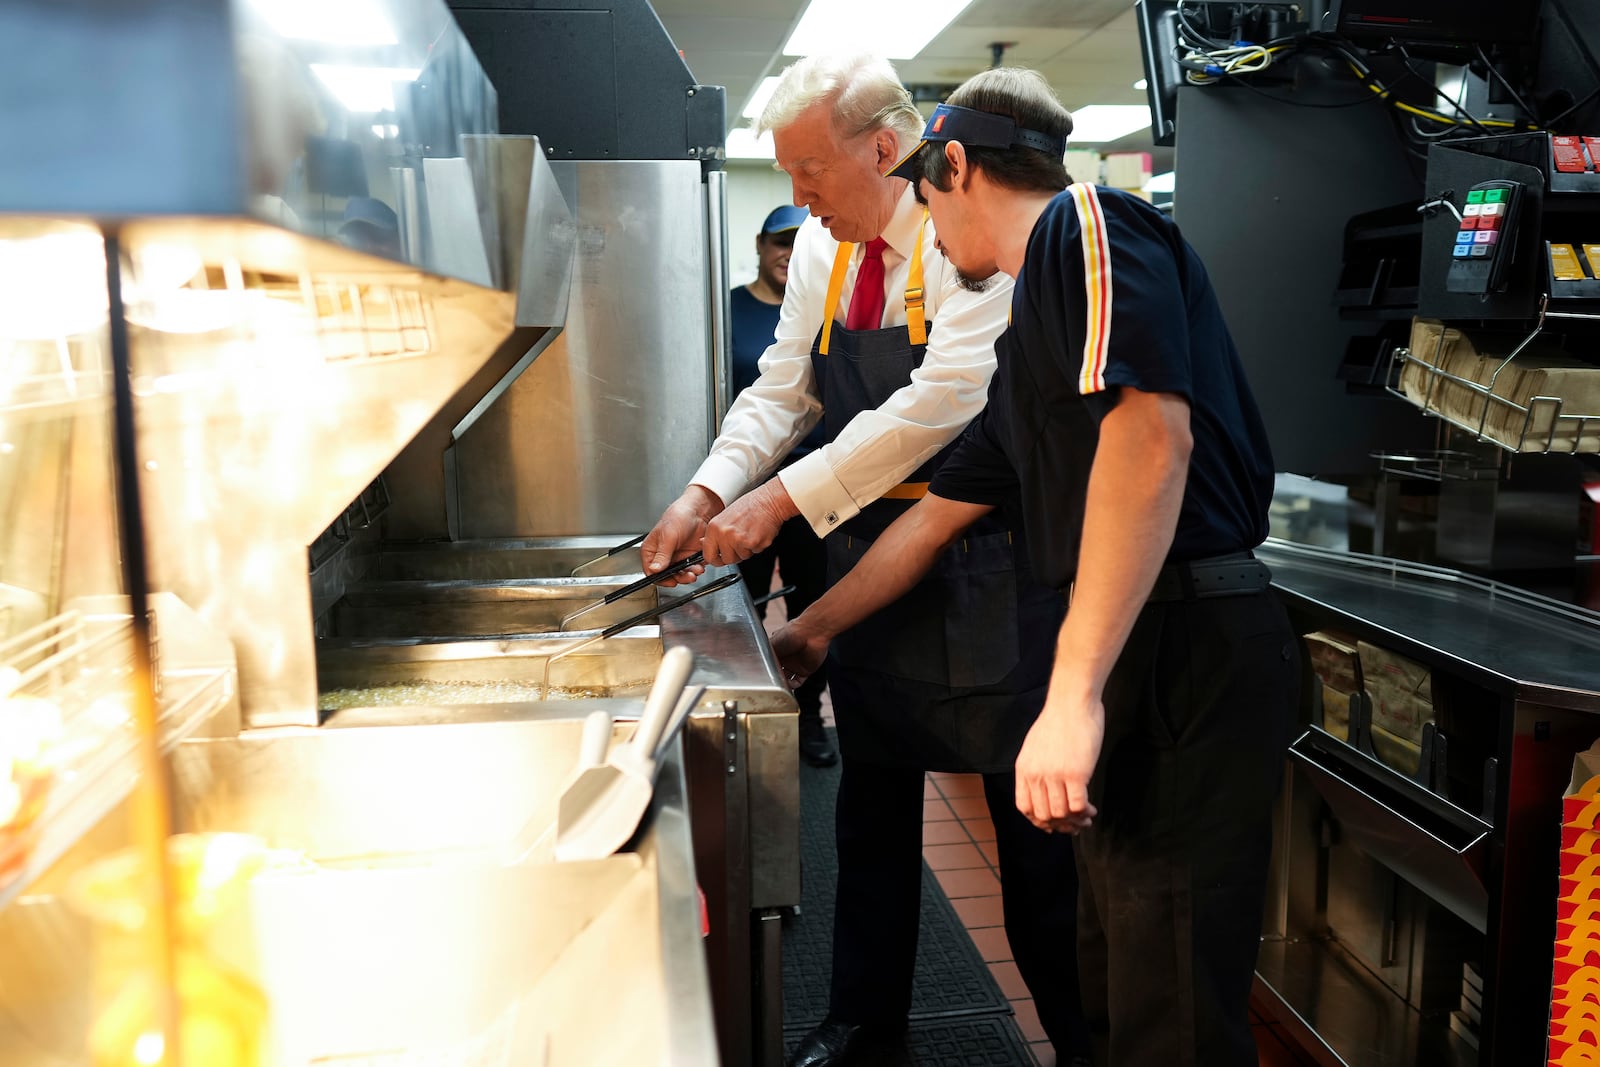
[
  {"left": 918, "top": 26, "right": 1088, "bottom": 63},
  {"left": 959, "top": 0, "right": 1131, "bottom": 29}
]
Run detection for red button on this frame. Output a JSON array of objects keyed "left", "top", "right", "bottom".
[
  {"left": 1460, "top": 217, "right": 1478, "bottom": 230},
  {"left": 1479, "top": 215, "right": 1500, "bottom": 230}
]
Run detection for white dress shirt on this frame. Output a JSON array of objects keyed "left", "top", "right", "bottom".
[{"left": 690, "top": 186, "right": 1015, "bottom": 537}]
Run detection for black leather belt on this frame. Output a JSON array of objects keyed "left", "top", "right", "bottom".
[
  {"left": 1147, "top": 551, "right": 1271, "bottom": 602},
  {"left": 1062, "top": 551, "right": 1272, "bottom": 607}
]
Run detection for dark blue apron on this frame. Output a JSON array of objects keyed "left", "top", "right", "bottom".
[{"left": 810, "top": 302, "right": 1064, "bottom": 773}]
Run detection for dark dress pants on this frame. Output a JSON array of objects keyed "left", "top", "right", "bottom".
[
  {"left": 828, "top": 756, "right": 1090, "bottom": 1057},
  {"left": 739, "top": 514, "right": 829, "bottom": 717},
  {"left": 1075, "top": 590, "right": 1298, "bottom": 1067}
]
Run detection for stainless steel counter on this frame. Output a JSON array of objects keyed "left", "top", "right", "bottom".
[
  {"left": 1254, "top": 538, "right": 1600, "bottom": 1066},
  {"left": 171, "top": 715, "right": 716, "bottom": 1067},
  {"left": 311, "top": 537, "right": 799, "bottom": 1067},
  {"left": 1257, "top": 539, "right": 1600, "bottom": 709}
]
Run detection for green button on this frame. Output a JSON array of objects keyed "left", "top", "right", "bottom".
[
  {"left": 1485, "top": 188, "right": 1507, "bottom": 203},
  {"left": 1466, "top": 190, "right": 1485, "bottom": 203}
]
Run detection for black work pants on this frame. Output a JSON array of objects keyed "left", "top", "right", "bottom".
[
  {"left": 1075, "top": 590, "right": 1298, "bottom": 1067},
  {"left": 828, "top": 757, "right": 1090, "bottom": 1057},
  {"left": 740, "top": 514, "right": 829, "bottom": 717}
]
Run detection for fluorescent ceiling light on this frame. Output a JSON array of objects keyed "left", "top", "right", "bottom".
[
  {"left": 1133, "top": 78, "right": 1149, "bottom": 91},
  {"left": 726, "top": 128, "right": 776, "bottom": 160},
  {"left": 1144, "top": 171, "right": 1175, "bottom": 194},
  {"left": 742, "top": 76, "right": 784, "bottom": 120},
  {"left": 311, "top": 65, "right": 421, "bottom": 113},
  {"left": 1069, "top": 104, "right": 1152, "bottom": 145},
  {"left": 783, "top": 0, "right": 977, "bottom": 60},
  {"left": 246, "top": 0, "right": 398, "bottom": 45}
]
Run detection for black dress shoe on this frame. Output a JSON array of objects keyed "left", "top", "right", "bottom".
[
  {"left": 785, "top": 1019, "right": 905, "bottom": 1067},
  {"left": 800, "top": 732, "right": 839, "bottom": 767},
  {"left": 798, "top": 714, "right": 838, "bottom": 768}
]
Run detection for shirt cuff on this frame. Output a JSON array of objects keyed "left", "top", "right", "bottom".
[
  {"left": 688, "top": 453, "right": 749, "bottom": 511},
  {"left": 779, "top": 452, "right": 861, "bottom": 538}
]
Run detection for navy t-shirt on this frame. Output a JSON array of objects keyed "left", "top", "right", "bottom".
[
  {"left": 730, "top": 284, "right": 823, "bottom": 455},
  {"left": 930, "top": 185, "right": 1275, "bottom": 589}
]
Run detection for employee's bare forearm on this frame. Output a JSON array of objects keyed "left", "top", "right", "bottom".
[
  {"left": 1051, "top": 390, "right": 1192, "bottom": 706},
  {"left": 791, "top": 493, "right": 993, "bottom": 641}
]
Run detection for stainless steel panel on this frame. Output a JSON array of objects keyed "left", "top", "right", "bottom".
[
  {"left": 372, "top": 536, "right": 647, "bottom": 581},
  {"left": 453, "top": 161, "right": 713, "bottom": 537},
  {"left": 159, "top": 719, "right": 718, "bottom": 1066},
  {"left": 324, "top": 577, "right": 658, "bottom": 639},
  {"left": 316, "top": 632, "right": 665, "bottom": 697},
  {"left": 705, "top": 169, "right": 732, "bottom": 434},
  {"left": 170, "top": 718, "right": 610, "bottom": 859},
  {"left": 1255, "top": 940, "right": 1476, "bottom": 1067},
  {"left": 1291, "top": 727, "right": 1490, "bottom": 932},
  {"left": 1325, "top": 841, "right": 1410, "bottom": 1000},
  {"left": 746, "top": 707, "right": 800, "bottom": 909},
  {"left": 461, "top": 135, "right": 576, "bottom": 330}
]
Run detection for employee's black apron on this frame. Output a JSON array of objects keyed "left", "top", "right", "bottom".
[{"left": 810, "top": 223, "right": 1062, "bottom": 773}]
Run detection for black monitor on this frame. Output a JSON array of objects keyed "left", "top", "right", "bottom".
[
  {"left": 1135, "top": 0, "right": 1183, "bottom": 148},
  {"left": 1333, "top": 0, "right": 1542, "bottom": 47},
  {"left": 1136, "top": 1, "right": 1308, "bottom": 148}
]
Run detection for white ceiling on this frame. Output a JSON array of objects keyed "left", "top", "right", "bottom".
[{"left": 652, "top": 0, "right": 1171, "bottom": 163}]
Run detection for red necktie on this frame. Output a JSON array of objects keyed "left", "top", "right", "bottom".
[{"left": 844, "top": 237, "right": 888, "bottom": 332}]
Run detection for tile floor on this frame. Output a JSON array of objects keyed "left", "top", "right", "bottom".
[{"left": 761, "top": 573, "right": 1318, "bottom": 1066}]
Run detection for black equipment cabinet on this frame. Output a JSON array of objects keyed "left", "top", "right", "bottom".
[
  {"left": 445, "top": 0, "right": 726, "bottom": 167},
  {"left": 1176, "top": 76, "right": 1439, "bottom": 475}
]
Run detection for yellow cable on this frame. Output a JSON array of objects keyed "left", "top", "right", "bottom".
[{"left": 1345, "top": 60, "right": 1524, "bottom": 129}]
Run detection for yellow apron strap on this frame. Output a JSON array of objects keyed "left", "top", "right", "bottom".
[
  {"left": 819, "top": 241, "right": 854, "bottom": 356},
  {"left": 820, "top": 214, "right": 929, "bottom": 355},
  {"left": 880, "top": 481, "right": 929, "bottom": 500},
  {"left": 905, "top": 209, "right": 928, "bottom": 346}
]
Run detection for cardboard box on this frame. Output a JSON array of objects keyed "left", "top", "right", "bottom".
[
  {"left": 1549, "top": 742, "right": 1600, "bottom": 1065},
  {"left": 1063, "top": 150, "right": 1103, "bottom": 185},
  {"left": 1104, "top": 151, "right": 1152, "bottom": 190},
  {"left": 1403, "top": 318, "right": 1600, "bottom": 452}
]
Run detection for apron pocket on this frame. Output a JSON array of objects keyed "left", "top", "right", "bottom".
[
  {"left": 827, "top": 527, "right": 1024, "bottom": 690},
  {"left": 941, "top": 529, "right": 1023, "bottom": 688},
  {"left": 828, "top": 533, "right": 951, "bottom": 685}
]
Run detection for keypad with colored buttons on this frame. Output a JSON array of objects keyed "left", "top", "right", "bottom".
[
  {"left": 1447, "top": 180, "right": 1524, "bottom": 295},
  {"left": 1453, "top": 191, "right": 1509, "bottom": 257}
]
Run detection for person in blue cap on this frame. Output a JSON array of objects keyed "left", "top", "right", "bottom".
[
  {"left": 772, "top": 66, "right": 1298, "bottom": 1067},
  {"left": 733, "top": 205, "right": 837, "bottom": 768}
]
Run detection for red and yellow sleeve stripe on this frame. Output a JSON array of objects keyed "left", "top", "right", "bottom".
[{"left": 1068, "top": 183, "right": 1111, "bottom": 395}]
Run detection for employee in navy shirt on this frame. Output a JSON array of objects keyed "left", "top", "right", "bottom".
[
  {"left": 771, "top": 69, "right": 1298, "bottom": 1067},
  {"left": 732, "top": 205, "right": 836, "bottom": 767}
]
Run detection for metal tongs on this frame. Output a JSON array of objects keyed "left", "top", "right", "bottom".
[
  {"left": 568, "top": 533, "right": 647, "bottom": 577},
  {"left": 538, "top": 571, "right": 738, "bottom": 691},
  {"left": 559, "top": 551, "right": 705, "bottom": 631}
]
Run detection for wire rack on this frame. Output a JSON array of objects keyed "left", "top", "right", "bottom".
[
  {"left": 0, "top": 606, "right": 230, "bottom": 910},
  {"left": 0, "top": 336, "right": 111, "bottom": 414},
  {"left": 1386, "top": 297, "right": 1600, "bottom": 454},
  {"left": 295, "top": 274, "right": 436, "bottom": 362},
  {"left": 1370, "top": 448, "right": 1501, "bottom": 483}
]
